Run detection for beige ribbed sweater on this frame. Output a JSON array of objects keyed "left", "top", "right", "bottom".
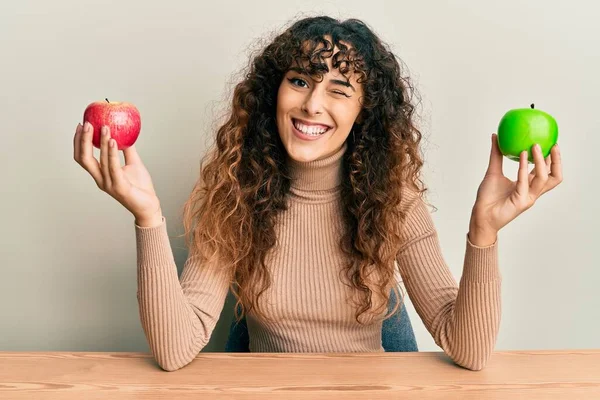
[{"left": 135, "top": 143, "right": 501, "bottom": 372}]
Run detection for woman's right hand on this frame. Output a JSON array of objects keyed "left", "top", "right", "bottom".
[{"left": 73, "top": 122, "right": 163, "bottom": 226}]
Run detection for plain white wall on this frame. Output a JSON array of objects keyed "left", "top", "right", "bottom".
[{"left": 1, "top": 0, "right": 598, "bottom": 353}]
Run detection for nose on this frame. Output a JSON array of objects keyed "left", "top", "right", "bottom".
[{"left": 301, "top": 88, "right": 324, "bottom": 116}]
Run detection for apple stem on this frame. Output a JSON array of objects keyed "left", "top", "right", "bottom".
[
  {"left": 531, "top": 103, "right": 535, "bottom": 109},
  {"left": 105, "top": 98, "right": 109, "bottom": 103}
]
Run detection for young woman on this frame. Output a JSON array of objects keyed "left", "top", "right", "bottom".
[{"left": 73, "top": 16, "right": 562, "bottom": 372}]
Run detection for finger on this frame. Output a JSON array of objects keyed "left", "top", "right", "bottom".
[
  {"left": 108, "top": 137, "right": 131, "bottom": 197},
  {"left": 486, "top": 133, "right": 503, "bottom": 176},
  {"left": 516, "top": 150, "right": 530, "bottom": 200},
  {"left": 73, "top": 123, "right": 83, "bottom": 161},
  {"left": 528, "top": 153, "right": 551, "bottom": 184},
  {"left": 79, "top": 122, "right": 104, "bottom": 187},
  {"left": 123, "top": 144, "right": 142, "bottom": 166},
  {"left": 100, "top": 126, "right": 113, "bottom": 189},
  {"left": 549, "top": 143, "right": 563, "bottom": 183},
  {"left": 529, "top": 144, "right": 549, "bottom": 196}
]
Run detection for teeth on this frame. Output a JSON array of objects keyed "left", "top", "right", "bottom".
[{"left": 293, "top": 119, "right": 329, "bottom": 135}]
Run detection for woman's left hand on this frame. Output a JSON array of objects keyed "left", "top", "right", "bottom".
[{"left": 470, "top": 133, "right": 563, "bottom": 236}]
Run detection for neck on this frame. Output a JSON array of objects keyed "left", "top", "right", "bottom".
[{"left": 286, "top": 143, "right": 347, "bottom": 192}]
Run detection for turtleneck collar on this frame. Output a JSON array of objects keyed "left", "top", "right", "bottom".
[{"left": 286, "top": 142, "right": 347, "bottom": 192}]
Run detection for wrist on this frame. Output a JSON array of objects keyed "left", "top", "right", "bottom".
[
  {"left": 135, "top": 207, "right": 163, "bottom": 228},
  {"left": 469, "top": 209, "right": 497, "bottom": 246},
  {"left": 468, "top": 224, "right": 497, "bottom": 247}
]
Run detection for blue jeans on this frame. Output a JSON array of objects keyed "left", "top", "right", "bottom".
[{"left": 225, "top": 288, "right": 418, "bottom": 352}]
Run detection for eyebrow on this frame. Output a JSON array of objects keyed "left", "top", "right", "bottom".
[{"left": 288, "top": 66, "right": 356, "bottom": 92}]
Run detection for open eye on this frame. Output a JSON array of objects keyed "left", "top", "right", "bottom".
[{"left": 288, "top": 77, "right": 308, "bottom": 88}]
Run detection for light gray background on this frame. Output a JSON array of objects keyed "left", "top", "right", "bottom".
[{"left": 1, "top": 0, "right": 598, "bottom": 353}]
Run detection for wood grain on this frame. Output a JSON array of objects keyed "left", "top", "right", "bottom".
[{"left": 1, "top": 350, "right": 599, "bottom": 399}]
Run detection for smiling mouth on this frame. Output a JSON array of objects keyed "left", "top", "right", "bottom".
[{"left": 291, "top": 118, "right": 333, "bottom": 136}]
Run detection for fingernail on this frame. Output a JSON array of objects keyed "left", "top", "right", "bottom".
[{"left": 84, "top": 122, "right": 90, "bottom": 131}]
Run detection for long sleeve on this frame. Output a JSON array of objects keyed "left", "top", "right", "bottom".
[
  {"left": 135, "top": 216, "right": 231, "bottom": 371},
  {"left": 395, "top": 193, "right": 502, "bottom": 371}
]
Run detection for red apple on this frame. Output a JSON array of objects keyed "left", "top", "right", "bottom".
[{"left": 83, "top": 99, "right": 141, "bottom": 150}]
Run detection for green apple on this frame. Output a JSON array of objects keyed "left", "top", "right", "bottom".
[{"left": 497, "top": 103, "right": 558, "bottom": 163}]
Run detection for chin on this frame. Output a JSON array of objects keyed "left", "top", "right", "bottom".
[{"left": 283, "top": 145, "right": 323, "bottom": 163}]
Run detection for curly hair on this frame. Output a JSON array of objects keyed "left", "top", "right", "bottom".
[{"left": 180, "top": 15, "right": 433, "bottom": 325}]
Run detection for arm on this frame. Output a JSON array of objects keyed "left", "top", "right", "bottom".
[
  {"left": 135, "top": 216, "right": 231, "bottom": 371},
  {"left": 395, "top": 193, "right": 501, "bottom": 371}
]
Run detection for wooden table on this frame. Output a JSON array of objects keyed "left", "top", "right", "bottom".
[{"left": 1, "top": 350, "right": 599, "bottom": 399}]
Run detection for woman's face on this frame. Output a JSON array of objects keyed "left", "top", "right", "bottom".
[{"left": 276, "top": 41, "right": 364, "bottom": 163}]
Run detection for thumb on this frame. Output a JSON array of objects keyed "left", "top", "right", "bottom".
[
  {"left": 486, "top": 133, "right": 503, "bottom": 176},
  {"left": 123, "top": 144, "right": 142, "bottom": 166}
]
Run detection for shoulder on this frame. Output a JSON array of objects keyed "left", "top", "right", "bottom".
[
  {"left": 398, "top": 184, "right": 428, "bottom": 213},
  {"left": 397, "top": 184, "right": 436, "bottom": 236}
]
